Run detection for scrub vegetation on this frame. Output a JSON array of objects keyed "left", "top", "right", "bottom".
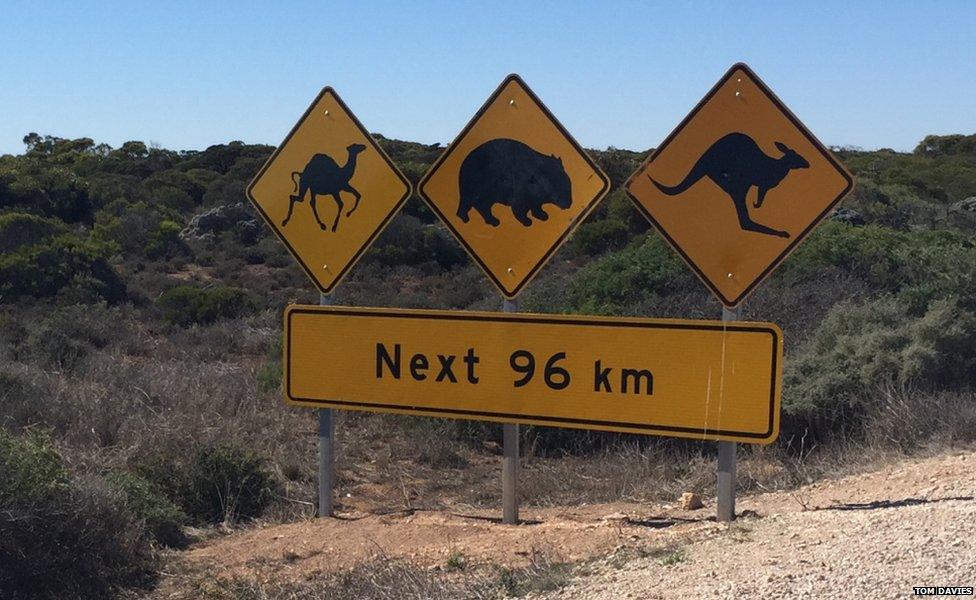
[{"left": 1, "top": 132, "right": 975, "bottom": 598}]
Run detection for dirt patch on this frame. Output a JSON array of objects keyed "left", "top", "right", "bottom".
[
  {"left": 167, "top": 263, "right": 215, "bottom": 283},
  {"left": 181, "top": 504, "right": 711, "bottom": 583},
  {"left": 167, "top": 447, "right": 975, "bottom": 596}
]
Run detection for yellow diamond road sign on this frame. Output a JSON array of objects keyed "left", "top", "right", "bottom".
[
  {"left": 247, "top": 88, "right": 411, "bottom": 294},
  {"left": 625, "top": 63, "right": 854, "bottom": 307},
  {"left": 419, "top": 74, "right": 610, "bottom": 298}
]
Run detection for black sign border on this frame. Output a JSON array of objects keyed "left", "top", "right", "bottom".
[
  {"left": 624, "top": 62, "right": 855, "bottom": 307},
  {"left": 246, "top": 87, "right": 413, "bottom": 295},
  {"left": 418, "top": 74, "right": 611, "bottom": 299},
  {"left": 285, "top": 306, "right": 780, "bottom": 441}
]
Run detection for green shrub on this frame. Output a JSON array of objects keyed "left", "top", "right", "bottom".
[
  {"left": 150, "top": 185, "right": 195, "bottom": 212},
  {"left": 0, "top": 234, "right": 126, "bottom": 303},
  {"left": 0, "top": 162, "right": 94, "bottom": 223},
  {"left": 144, "top": 219, "right": 186, "bottom": 259},
  {"left": 139, "top": 443, "right": 277, "bottom": 524},
  {"left": 566, "top": 234, "right": 692, "bottom": 314},
  {"left": 0, "top": 212, "right": 67, "bottom": 252},
  {"left": 6, "top": 304, "right": 123, "bottom": 372},
  {"left": 256, "top": 335, "right": 283, "bottom": 393},
  {"left": 182, "top": 444, "right": 277, "bottom": 523},
  {"left": 914, "top": 133, "right": 976, "bottom": 157},
  {"left": 28, "top": 327, "right": 90, "bottom": 371},
  {"left": 783, "top": 297, "right": 976, "bottom": 433},
  {"left": 778, "top": 221, "right": 976, "bottom": 313},
  {"left": 0, "top": 430, "right": 155, "bottom": 599},
  {"left": 107, "top": 471, "right": 187, "bottom": 548},
  {"left": 367, "top": 215, "right": 466, "bottom": 270},
  {"left": 0, "top": 429, "right": 68, "bottom": 505},
  {"left": 565, "top": 189, "right": 650, "bottom": 257},
  {"left": 256, "top": 361, "right": 282, "bottom": 393},
  {"left": 571, "top": 218, "right": 630, "bottom": 255},
  {"left": 144, "top": 170, "right": 207, "bottom": 204},
  {"left": 91, "top": 198, "right": 183, "bottom": 259},
  {"left": 0, "top": 370, "right": 42, "bottom": 429},
  {"left": 592, "top": 147, "right": 648, "bottom": 187},
  {"left": 842, "top": 180, "right": 943, "bottom": 230},
  {"left": 0, "top": 311, "right": 28, "bottom": 359},
  {"left": 845, "top": 138, "right": 976, "bottom": 204},
  {"left": 157, "top": 285, "right": 258, "bottom": 327}
]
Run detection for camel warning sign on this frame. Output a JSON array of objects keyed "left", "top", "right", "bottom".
[
  {"left": 625, "top": 63, "right": 853, "bottom": 307},
  {"left": 247, "top": 88, "right": 411, "bottom": 294},
  {"left": 285, "top": 306, "right": 783, "bottom": 444},
  {"left": 419, "top": 74, "right": 610, "bottom": 298}
]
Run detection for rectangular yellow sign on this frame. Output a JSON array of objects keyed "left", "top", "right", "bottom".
[{"left": 284, "top": 306, "right": 783, "bottom": 444}]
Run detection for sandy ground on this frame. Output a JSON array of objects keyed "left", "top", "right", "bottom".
[
  {"left": 540, "top": 448, "right": 976, "bottom": 599},
  {"left": 165, "top": 448, "right": 976, "bottom": 597}
]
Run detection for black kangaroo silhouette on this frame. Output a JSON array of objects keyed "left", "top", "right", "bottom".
[
  {"left": 283, "top": 143, "right": 366, "bottom": 232},
  {"left": 649, "top": 132, "right": 809, "bottom": 238}
]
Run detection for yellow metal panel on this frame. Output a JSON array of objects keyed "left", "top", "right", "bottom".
[
  {"left": 626, "top": 63, "right": 854, "bottom": 307},
  {"left": 284, "top": 306, "right": 783, "bottom": 444},
  {"left": 419, "top": 75, "right": 610, "bottom": 298},
  {"left": 247, "top": 88, "right": 411, "bottom": 294}
]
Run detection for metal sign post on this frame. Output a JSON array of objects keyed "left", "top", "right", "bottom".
[
  {"left": 318, "top": 293, "right": 335, "bottom": 518},
  {"left": 717, "top": 304, "right": 742, "bottom": 522},
  {"left": 502, "top": 298, "right": 520, "bottom": 525}
]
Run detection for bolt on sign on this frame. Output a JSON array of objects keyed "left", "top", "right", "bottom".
[
  {"left": 625, "top": 63, "right": 854, "bottom": 307},
  {"left": 247, "top": 88, "right": 411, "bottom": 294},
  {"left": 418, "top": 74, "right": 610, "bottom": 298},
  {"left": 284, "top": 306, "right": 784, "bottom": 444}
]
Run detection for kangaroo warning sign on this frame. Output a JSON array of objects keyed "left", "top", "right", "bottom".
[
  {"left": 625, "top": 63, "right": 853, "bottom": 307},
  {"left": 247, "top": 88, "right": 411, "bottom": 294},
  {"left": 285, "top": 306, "right": 784, "bottom": 444},
  {"left": 419, "top": 74, "right": 610, "bottom": 298}
]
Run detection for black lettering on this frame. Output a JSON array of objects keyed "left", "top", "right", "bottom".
[
  {"left": 463, "top": 348, "right": 480, "bottom": 383},
  {"left": 436, "top": 355, "right": 457, "bottom": 383},
  {"left": 410, "top": 353, "right": 429, "bottom": 380},
  {"left": 376, "top": 343, "right": 400, "bottom": 379},
  {"left": 511, "top": 350, "right": 535, "bottom": 387},
  {"left": 621, "top": 368, "right": 653, "bottom": 395},
  {"left": 544, "top": 352, "right": 570, "bottom": 390},
  {"left": 594, "top": 360, "right": 612, "bottom": 392}
]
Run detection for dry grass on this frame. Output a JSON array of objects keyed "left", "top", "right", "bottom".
[
  {"left": 165, "top": 549, "right": 572, "bottom": 600},
  {"left": 4, "top": 305, "right": 974, "bottom": 520},
  {"left": 4, "top": 303, "right": 976, "bottom": 600}
]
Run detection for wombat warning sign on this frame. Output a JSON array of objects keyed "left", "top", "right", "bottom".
[
  {"left": 625, "top": 63, "right": 853, "bottom": 308},
  {"left": 419, "top": 74, "right": 609, "bottom": 299}
]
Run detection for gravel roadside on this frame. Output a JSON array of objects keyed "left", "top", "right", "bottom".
[{"left": 538, "top": 451, "right": 976, "bottom": 599}]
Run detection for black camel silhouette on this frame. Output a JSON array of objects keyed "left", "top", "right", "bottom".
[
  {"left": 650, "top": 132, "right": 809, "bottom": 238},
  {"left": 283, "top": 143, "right": 366, "bottom": 232}
]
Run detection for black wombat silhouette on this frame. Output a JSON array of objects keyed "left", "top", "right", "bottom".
[
  {"left": 650, "top": 132, "right": 809, "bottom": 238},
  {"left": 457, "top": 138, "right": 572, "bottom": 227},
  {"left": 283, "top": 143, "right": 367, "bottom": 232}
]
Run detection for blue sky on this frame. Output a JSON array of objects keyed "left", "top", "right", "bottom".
[{"left": 1, "top": 1, "right": 973, "bottom": 156}]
